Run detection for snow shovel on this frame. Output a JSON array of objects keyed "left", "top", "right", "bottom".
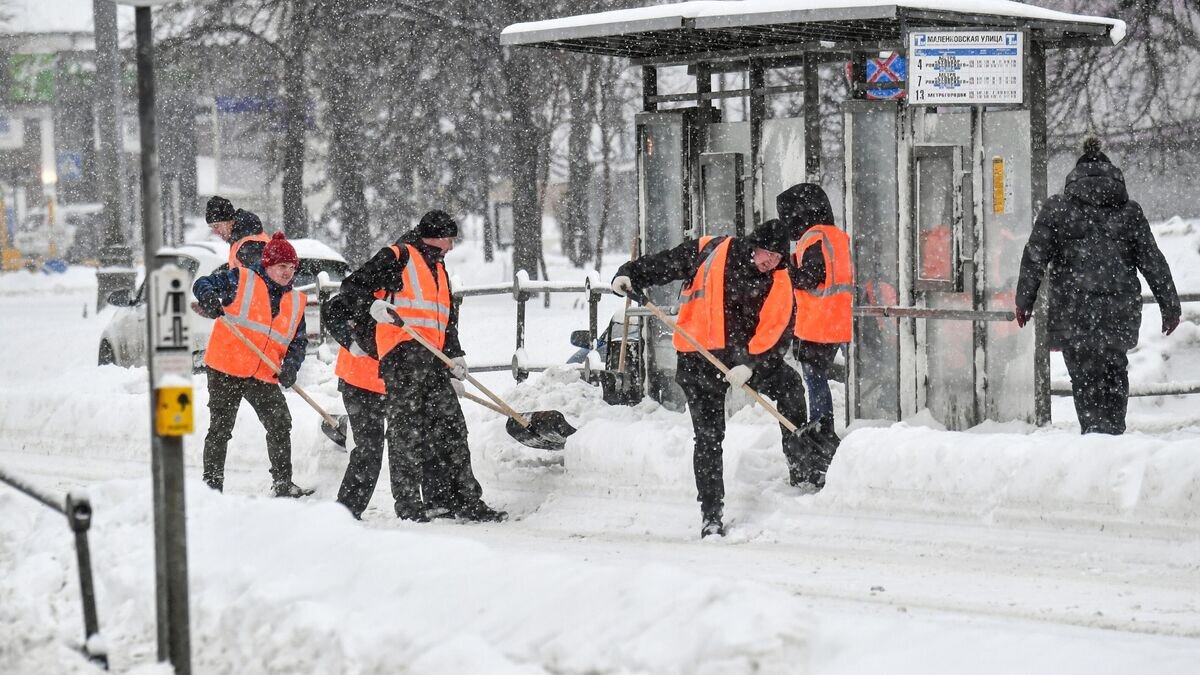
[
  {"left": 642, "top": 301, "right": 818, "bottom": 437},
  {"left": 217, "top": 316, "right": 349, "bottom": 448},
  {"left": 382, "top": 313, "right": 577, "bottom": 451}
]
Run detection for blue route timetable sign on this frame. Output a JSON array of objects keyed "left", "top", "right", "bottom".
[{"left": 908, "top": 30, "right": 1024, "bottom": 105}]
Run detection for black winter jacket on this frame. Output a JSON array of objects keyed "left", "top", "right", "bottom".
[
  {"left": 229, "top": 209, "right": 267, "bottom": 268},
  {"left": 615, "top": 236, "right": 792, "bottom": 370},
  {"left": 1015, "top": 160, "right": 1180, "bottom": 350}
]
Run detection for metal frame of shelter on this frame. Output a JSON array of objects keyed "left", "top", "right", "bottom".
[{"left": 502, "top": 3, "right": 1125, "bottom": 428}]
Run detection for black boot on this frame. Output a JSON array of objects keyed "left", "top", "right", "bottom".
[
  {"left": 817, "top": 416, "right": 841, "bottom": 446},
  {"left": 272, "top": 480, "right": 314, "bottom": 498},
  {"left": 395, "top": 501, "right": 431, "bottom": 522},
  {"left": 456, "top": 500, "right": 508, "bottom": 523},
  {"left": 700, "top": 502, "right": 725, "bottom": 538}
]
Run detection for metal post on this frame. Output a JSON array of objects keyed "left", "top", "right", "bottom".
[
  {"left": 748, "top": 62, "right": 765, "bottom": 227},
  {"left": 1028, "top": 41, "right": 1051, "bottom": 426},
  {"left": 803, "top": 51, "right": 822, "bottom": 183},
  {"left": 515, "top": 292, "right": 528, "bottom": 382},
  {"left": 92, "top": 0, "right": 134, "bottom": 309},
  {"left": 65, "top": 493, "right": 108, "bottom": 669},
  {"left": 135, "top": 8, "right": 191, "bottom": 673},
  {"left": 642, "top": 65, "right": 657, "bottom": 113}
]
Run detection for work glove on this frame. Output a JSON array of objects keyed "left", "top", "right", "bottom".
[
  {"left": 191, "top": 300, "right": 224, "bottom": 320},
  {"left": 1163, "top": 316, "right": 1181, "bottom": 336},
  {"left": 370, "top": 299, "right": 403, "bottom": 325},
  {"left": 277, "top": 369, "right": 297, "bottom": 389},
  {"left": 450, "top": 356, "right": 469, "bottom": 381},
  {"left": 348, "top": 340, "right": 369, "bottom": 357},
  {"left": 725, "top": 364, "right": 753, "bottom": 388},
  {"left": 450, "top": 379, "right": 465, "bottom": 398},
  {"left": 611, "top": 275, "right": 635, "bottom": 298},
  {"left": 1015, "top": 306, "right": 1032, "bottom": 328}
]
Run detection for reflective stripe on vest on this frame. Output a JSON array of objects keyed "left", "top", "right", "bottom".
[
  {"left": 204, "top": 267, "right": 306, "bottom": 382},
  {"left": 334, "top": 289, "right": 387, "bottom": 394},
  {"left": 793, "top": 225, "right": 853, "bottom": 343},
  {"left": 375, "top": 244, "right": 451, "bottom": 356},
  {"left": 229, "top": 231, "right": 271, "bottom": 269},
  {"left": 335, "top": 349, "right": 385, "bottom": 394},
  {"left": 674, "top": 237, "right": 795, "bottom": 355}
]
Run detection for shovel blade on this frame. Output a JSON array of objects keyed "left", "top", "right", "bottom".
[
  {"left": 321, "top": 414, "right": 350, "bottom": 449},
  {"left": 505, "top": 410, "right": 577, "bottom": 451}
]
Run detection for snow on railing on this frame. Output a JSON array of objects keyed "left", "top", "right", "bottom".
[{"left": 0, "top": 467, "right": 107, "bottom": 669}]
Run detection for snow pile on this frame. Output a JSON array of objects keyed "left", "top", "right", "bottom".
[
  {"left": 0, "top": 266, "right": 98, "bottom": 296},
  {"left": 0, "top": 481, "right": 812, "bottom": 673},
  {"left": 820, "top": 426, "right": 1200, "bottom": 530}
]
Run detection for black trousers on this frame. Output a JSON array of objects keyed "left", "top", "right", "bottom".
[
  {"left": 676, "top": 353, "right": 808, "bottom": 512},
  {"left": 1061, "top": 341, "right": 1130, "bottom": 435},
  {"left": 335, "top": 383, "right": 389, "bottom": 518},
  {"left": 203, "top": 367, "right": 293, "bottom": 490},
  {"left": 383, "top": 367, "right": 483, "bottom": 515}
]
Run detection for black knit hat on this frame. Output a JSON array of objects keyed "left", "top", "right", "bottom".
[
  {"left": 1076, "top": 136, "right": 1111, "bottom": 166},
  {"left": 417, "top": 210, "right": 458, "bottom": 239},
  {"left": 206, "top": 195, "right": 235, "bottom": 224},
  {"left": 746, "top": 218, "right": 791, "bottom": 256}
]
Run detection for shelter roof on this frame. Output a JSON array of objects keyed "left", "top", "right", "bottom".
[{"left": 500, "top": 0, "right": 1126, "bottom": 62}]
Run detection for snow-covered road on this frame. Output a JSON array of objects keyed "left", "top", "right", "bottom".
[{"left": 3, "top": 234, "right": 1200, "bottom": 673}]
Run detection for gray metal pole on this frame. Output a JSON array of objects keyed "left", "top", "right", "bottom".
[
  {"left": 92, "top": 0, "right": 134, "bottom": 310},
  {"left": 1028, "top": 41, "right": 1051, "bottom": 427},
  {"left": 135, "top": 7, "right": 191, "bottom": 674},
  {"left": 803, "top": 51, "right": 822, "bottom": 183}
]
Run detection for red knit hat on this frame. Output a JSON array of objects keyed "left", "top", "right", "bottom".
[{"left": 260, "top": 232, "right": 299, "bottom": 268}]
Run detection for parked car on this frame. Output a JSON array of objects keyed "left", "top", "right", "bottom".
[{"left": 98, "top": 239, "right": 350, "bottom": 368}]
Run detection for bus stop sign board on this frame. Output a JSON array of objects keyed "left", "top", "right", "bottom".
[{"left": 908, "top": 30, "right": 1024, "bottom": 106}]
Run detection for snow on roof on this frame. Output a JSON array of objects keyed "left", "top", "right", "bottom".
[
  {"left": 2, "top": 0, "right": 134, "bottom": 36},
  {"left": 501, "top": 0, "right": 1126, "bottom": 49}
]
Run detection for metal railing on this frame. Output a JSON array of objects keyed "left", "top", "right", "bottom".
[
  {"left": 0, "top": 465, "right": 108, "bottom": 669},
  {"left": 1050, "top": 293, "right": 1200, "bottom": 398},
  {"left": 309, "top": 270, "right": 613, "bottom": 381}
]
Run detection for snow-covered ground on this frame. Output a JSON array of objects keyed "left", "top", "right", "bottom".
[{"left": 2, "top": 219, "right": 1199, "bottom": 673}]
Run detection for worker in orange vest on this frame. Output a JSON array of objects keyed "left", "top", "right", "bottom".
[
  {"left": 778, "top": 184, "right": 854, "bottom": 485},
  {"left": 324, "top": 230, "right": 435, "bottom": 520},
  {"left": 337, "top": 211, "right": 505, "bottom": 523},
  {"left": 205, "top": 196, "right": 270, "bottom": 269},
  {"left": 777, "top": 181, "right": 854, "bottom": 480},
  {"left": 324, "top": 287, "right": 389, "bottom": 520},
  {"left": 612, "top": 219, "right": 804, "bottom": 538},
  {"left": 192, "top": 232, "right": 313, "bottom": 497}
]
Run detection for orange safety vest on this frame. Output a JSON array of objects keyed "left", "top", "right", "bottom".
[
  {"left": 793, "top": 225, "right": 854, "bottom": 343},
  {"left": 205, "top": 267, "right": 306, "bottom": 382},
  {"left": 375, "top": 244, "right": 451, "bottom": 357},
  {"left": 229, "top": 231, "right": 271, "bottom": 269},
  {"left": 334, "top": 290, "right": 387, "bottom": 394},
  {"left": 675, "top": 236, "right": 793, "bottom": 355}
]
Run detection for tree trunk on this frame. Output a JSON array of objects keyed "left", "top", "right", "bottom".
[
  {"left": 563, "top": 60, "right": 593, "bottom": 267},
  {"left": 503, "top": 50, "right": 542, "bottom": 280},
  {"left": 280, "top": 0, "right": 310, "bottom": 237}
]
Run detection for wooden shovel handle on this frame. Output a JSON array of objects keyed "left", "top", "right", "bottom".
[
  {"left": 393, "top": 320, "right": 532, "bottom": 428},
  {"left": 642, "top": 302, "right": 800, "bottom": 433},
  {"left": 616, "top": 234, "right": 640, "bottom": 377},
  {"left": 217, "top": 316, "right": 342, "bottom": 429}
]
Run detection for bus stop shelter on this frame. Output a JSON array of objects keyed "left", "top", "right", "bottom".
[{"left": 502, "top": 0, "right": 1126, "bottom": 429}]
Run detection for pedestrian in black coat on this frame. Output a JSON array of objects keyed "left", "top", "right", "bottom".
[{"left": 1015, "top": 137, "right": 1181, "bottom": 434}]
